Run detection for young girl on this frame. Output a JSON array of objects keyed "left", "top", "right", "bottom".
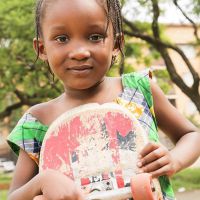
[{"left": 7, "top": 0, "right": 200, "bottom": 200}]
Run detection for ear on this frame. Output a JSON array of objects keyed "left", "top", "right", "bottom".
[{"left": 33, "top": 38, "right": 48, "bottom": 61}]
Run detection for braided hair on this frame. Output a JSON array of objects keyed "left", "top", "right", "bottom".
[
  {"left": 106, "top": 0, "right": 124, "bottom": 56},
  {"left": 34, "top": 0, "right": 124, "bottom": 59}
]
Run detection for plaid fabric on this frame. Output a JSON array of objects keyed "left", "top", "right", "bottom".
[
  {"left": 118, "top": 87, "right": 154, "bottom": 134},
  {"left": 7, "top": 71, "right": 174, "bottom": 199},
  {"left": 116, "top": 72, "right": 175, "bottom": 200},
  {"left": 7, "top": 113, "right": 48, "bottom": 165}
]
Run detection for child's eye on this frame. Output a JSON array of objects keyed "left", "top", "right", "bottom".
[
  {"left": 89, "top": 34, "right": 105, "bottom": 42},
  {"left": 55, "top": 35, "right": 69, "bottom": 43}
]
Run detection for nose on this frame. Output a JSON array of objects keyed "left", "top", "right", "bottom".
[{"left": 68, "top": 47, "right": 91, "bottom": 61}]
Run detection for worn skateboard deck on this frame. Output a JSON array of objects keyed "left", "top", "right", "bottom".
[{"left": 39, "top": 103, "right": 163, "bottom": 200}]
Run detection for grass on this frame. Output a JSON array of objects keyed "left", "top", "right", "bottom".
[
  {"left": 0, "top": 172, "right": 12, "bottom": 184},
  {"left": 0, "top": 171, "right": 12, "bottom": 200},
  {"left": 171, "top": 168, "right": 200, "bottom": 192},
  {"left": 0, "top": 190, "right": 8, "bottom": 200},
  {"left": 0, "top": 169, "right": 200, "bottom": 199}
]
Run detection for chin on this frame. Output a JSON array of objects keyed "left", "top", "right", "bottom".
[
  {"left": 67, "top": 83, "right": 96, "bottom": 91},
  {"left": 64, "top": 78, "right": 103, "bottom": 91}
]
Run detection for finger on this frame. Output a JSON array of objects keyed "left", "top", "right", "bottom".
[
  {"left": 33, "top": 195, "right": 48, "bottom": 200},
  {"left": 139, "top": 142, "right": 160, "bottom": 158},
  {"left": 138, "top": 146, "right": 168, "bottom": 167},
  {"left": 140, "top": 156, "right": 170, "bottom": 173},
  {"left": 150, "top": 164, "right": 172, "bottom": 178}
]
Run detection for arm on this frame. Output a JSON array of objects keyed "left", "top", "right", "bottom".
[
  {"left": 152, "top": 81, "right": 200, "bottom": 169},
  {"left": 8, "top": 149, "right": 85, "bottom": 200},
  {"left": 137, "top": 80, "right": 200, "bottom": 177},
  {"left": 8, "top": 149, "right": 42, "bottom": 200}
]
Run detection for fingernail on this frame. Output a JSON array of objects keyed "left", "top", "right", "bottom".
[
  {"left": 138, "top": 154, "right": 142, "bottom": 159},
  {"left": 137, "top": 162, "right": 142, "bottom": 167},
  {"left": 138, "top": 169, "right": 144, "bottom": 173}
]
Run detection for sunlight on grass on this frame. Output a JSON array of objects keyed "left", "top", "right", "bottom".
[
  {"left": 0, "top": 190, "right": 8, "bottom": 200},
  {"left": 0, "top": 172, "right": 11, "bottom": 200},
  {"left": 171, "top": 168, "right": 200, "bottom": 192}
]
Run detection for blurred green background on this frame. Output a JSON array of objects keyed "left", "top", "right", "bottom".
[{"left": 0, "top": 0, "right": 200, "bottom": 199}]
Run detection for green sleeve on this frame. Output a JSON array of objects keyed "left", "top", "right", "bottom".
[{"left": 7, "top": 113, "right": 48, "bottom": 164}]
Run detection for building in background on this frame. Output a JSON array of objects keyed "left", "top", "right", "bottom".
[
  {"left": 156, "top": 24, "right": 200, "bottom": 120},
  {"left": 127, "top": 23, "right": 200, "bottom": 120}
]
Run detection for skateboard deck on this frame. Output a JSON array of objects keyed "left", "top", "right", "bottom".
[{"left": 39, "top": 103, "right": 163, "bottom": 200}]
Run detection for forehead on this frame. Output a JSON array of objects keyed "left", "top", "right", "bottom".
[{"left": 42, "top": 0, "right": 108, "bottom": 28}]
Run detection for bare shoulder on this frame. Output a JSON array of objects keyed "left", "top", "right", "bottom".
[
  {"left": 150, "top": 80, "right": 197, "bottom": 142},
  {"left": 27, "top": 94, "right": 64, "bottom": 125},
  {"left": 28, "top": 102, "right": 49, "bottom": 120}
]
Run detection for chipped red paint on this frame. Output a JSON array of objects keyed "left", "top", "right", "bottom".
[
  {"left": 105, "top": 112, "right": 133, "bottom": 137},
  {"left": 104, "top": 112, "right": 133, "bottom": 187},
  {"left": 81, "top": 177, "right": 91, "bottom": 186},
  {"left": 41, "top": 108, "right": 135, "bottom": 187},
  {"left": 42, "top": 116, "right": 90, "bottom": 178}
]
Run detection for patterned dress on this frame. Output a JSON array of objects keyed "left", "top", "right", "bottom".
[{"left": 7, "top": 72, "right": 175, "bottom": 200}]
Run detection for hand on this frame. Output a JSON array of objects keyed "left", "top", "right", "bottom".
[
  {"left": 137, "top": 142, "right": 180, "bottom": 178},
  {"left": 40, "top": 169, "right": 85, "bottom": 200}
]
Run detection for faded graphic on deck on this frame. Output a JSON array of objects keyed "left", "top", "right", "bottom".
[{"left": 40, "top": 104, "right": 147, "bottom": 193}]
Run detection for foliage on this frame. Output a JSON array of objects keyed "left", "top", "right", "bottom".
[
  {"left": 124, "top": 36, "right": 161, "bottom": 67},
  {"left": 171, "top": 168, "right": 200, "bottom": 192},
  {"left": 0, "top": 0, "right": 200, "bottom": 128},
  {"left": 123, "top": 0, "right": 200, "bottom": 112},
  {"left": 153, "top": 70, "right": 173, "bottom": 94},
  {"left": 192, "top": 0, "right": 200, "bottom": 15},
  {"left": 0, "top": 0, "right": 62, "bottom": 128}
]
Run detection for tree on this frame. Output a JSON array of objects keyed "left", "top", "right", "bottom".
[
  {"left": 0, "top": 0, "right": 199, "bottom": 126},
  {"left": 0, "top": 0, "right": 62, "bottom": 125},
  {"left": 122, "top": 0, "right": 200, "bottom": 112}
]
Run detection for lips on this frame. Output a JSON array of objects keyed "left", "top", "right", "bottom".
[
  {"left": 66, "top": 65, "right": 93, "bottom": 76},
  {"left": 67, "top": 65, "right": 93, "bottom": 71}
]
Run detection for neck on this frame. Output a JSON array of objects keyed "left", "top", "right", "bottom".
[{"left": 64, "top": 77, "right": 107, "bottom": 102}]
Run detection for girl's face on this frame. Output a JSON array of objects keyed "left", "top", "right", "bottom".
[{"left": 36, "top": 0, "right": 118, "bottom": 90}]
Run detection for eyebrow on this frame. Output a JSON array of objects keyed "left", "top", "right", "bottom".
[
  {"left": 50, "top": 22, "right": 106, "bottom": 28},
  {"left": 87, "top": 23, "right": 107, "bottom": 29},
  {"left": 50, "top": 26, "right": 66, "bottom": 32},
  {"left": 49, "top": 23, "right": 108, "bottom": 34}
]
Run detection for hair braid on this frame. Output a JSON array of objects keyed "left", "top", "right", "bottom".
[
  {"left": 106, "top": 0, "right": 124, "bottom": 57},
  {"left": 35, "top": 0, "right": 44, "bottom": 38}
]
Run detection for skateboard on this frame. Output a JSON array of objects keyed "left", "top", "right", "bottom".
[{"left": 39, "top": 103, "right": 163, "bottom": 200}]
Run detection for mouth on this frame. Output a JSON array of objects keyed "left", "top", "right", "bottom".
[
  {"left": 67, "top": 65, "right": 93, "bottom": 71},
  {"left": 66, "top": 65, "right": 93, "bottom": 75}
]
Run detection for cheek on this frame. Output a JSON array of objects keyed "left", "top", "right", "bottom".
[
  {"left": 94, "top": 52, "right": 112, "bottom": 71},
  {"left": 46, "top": 47, "right": 63, "bottom": 65},
  {"left": 94, "top": 44, "right": 113, "bottom": 64}
]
